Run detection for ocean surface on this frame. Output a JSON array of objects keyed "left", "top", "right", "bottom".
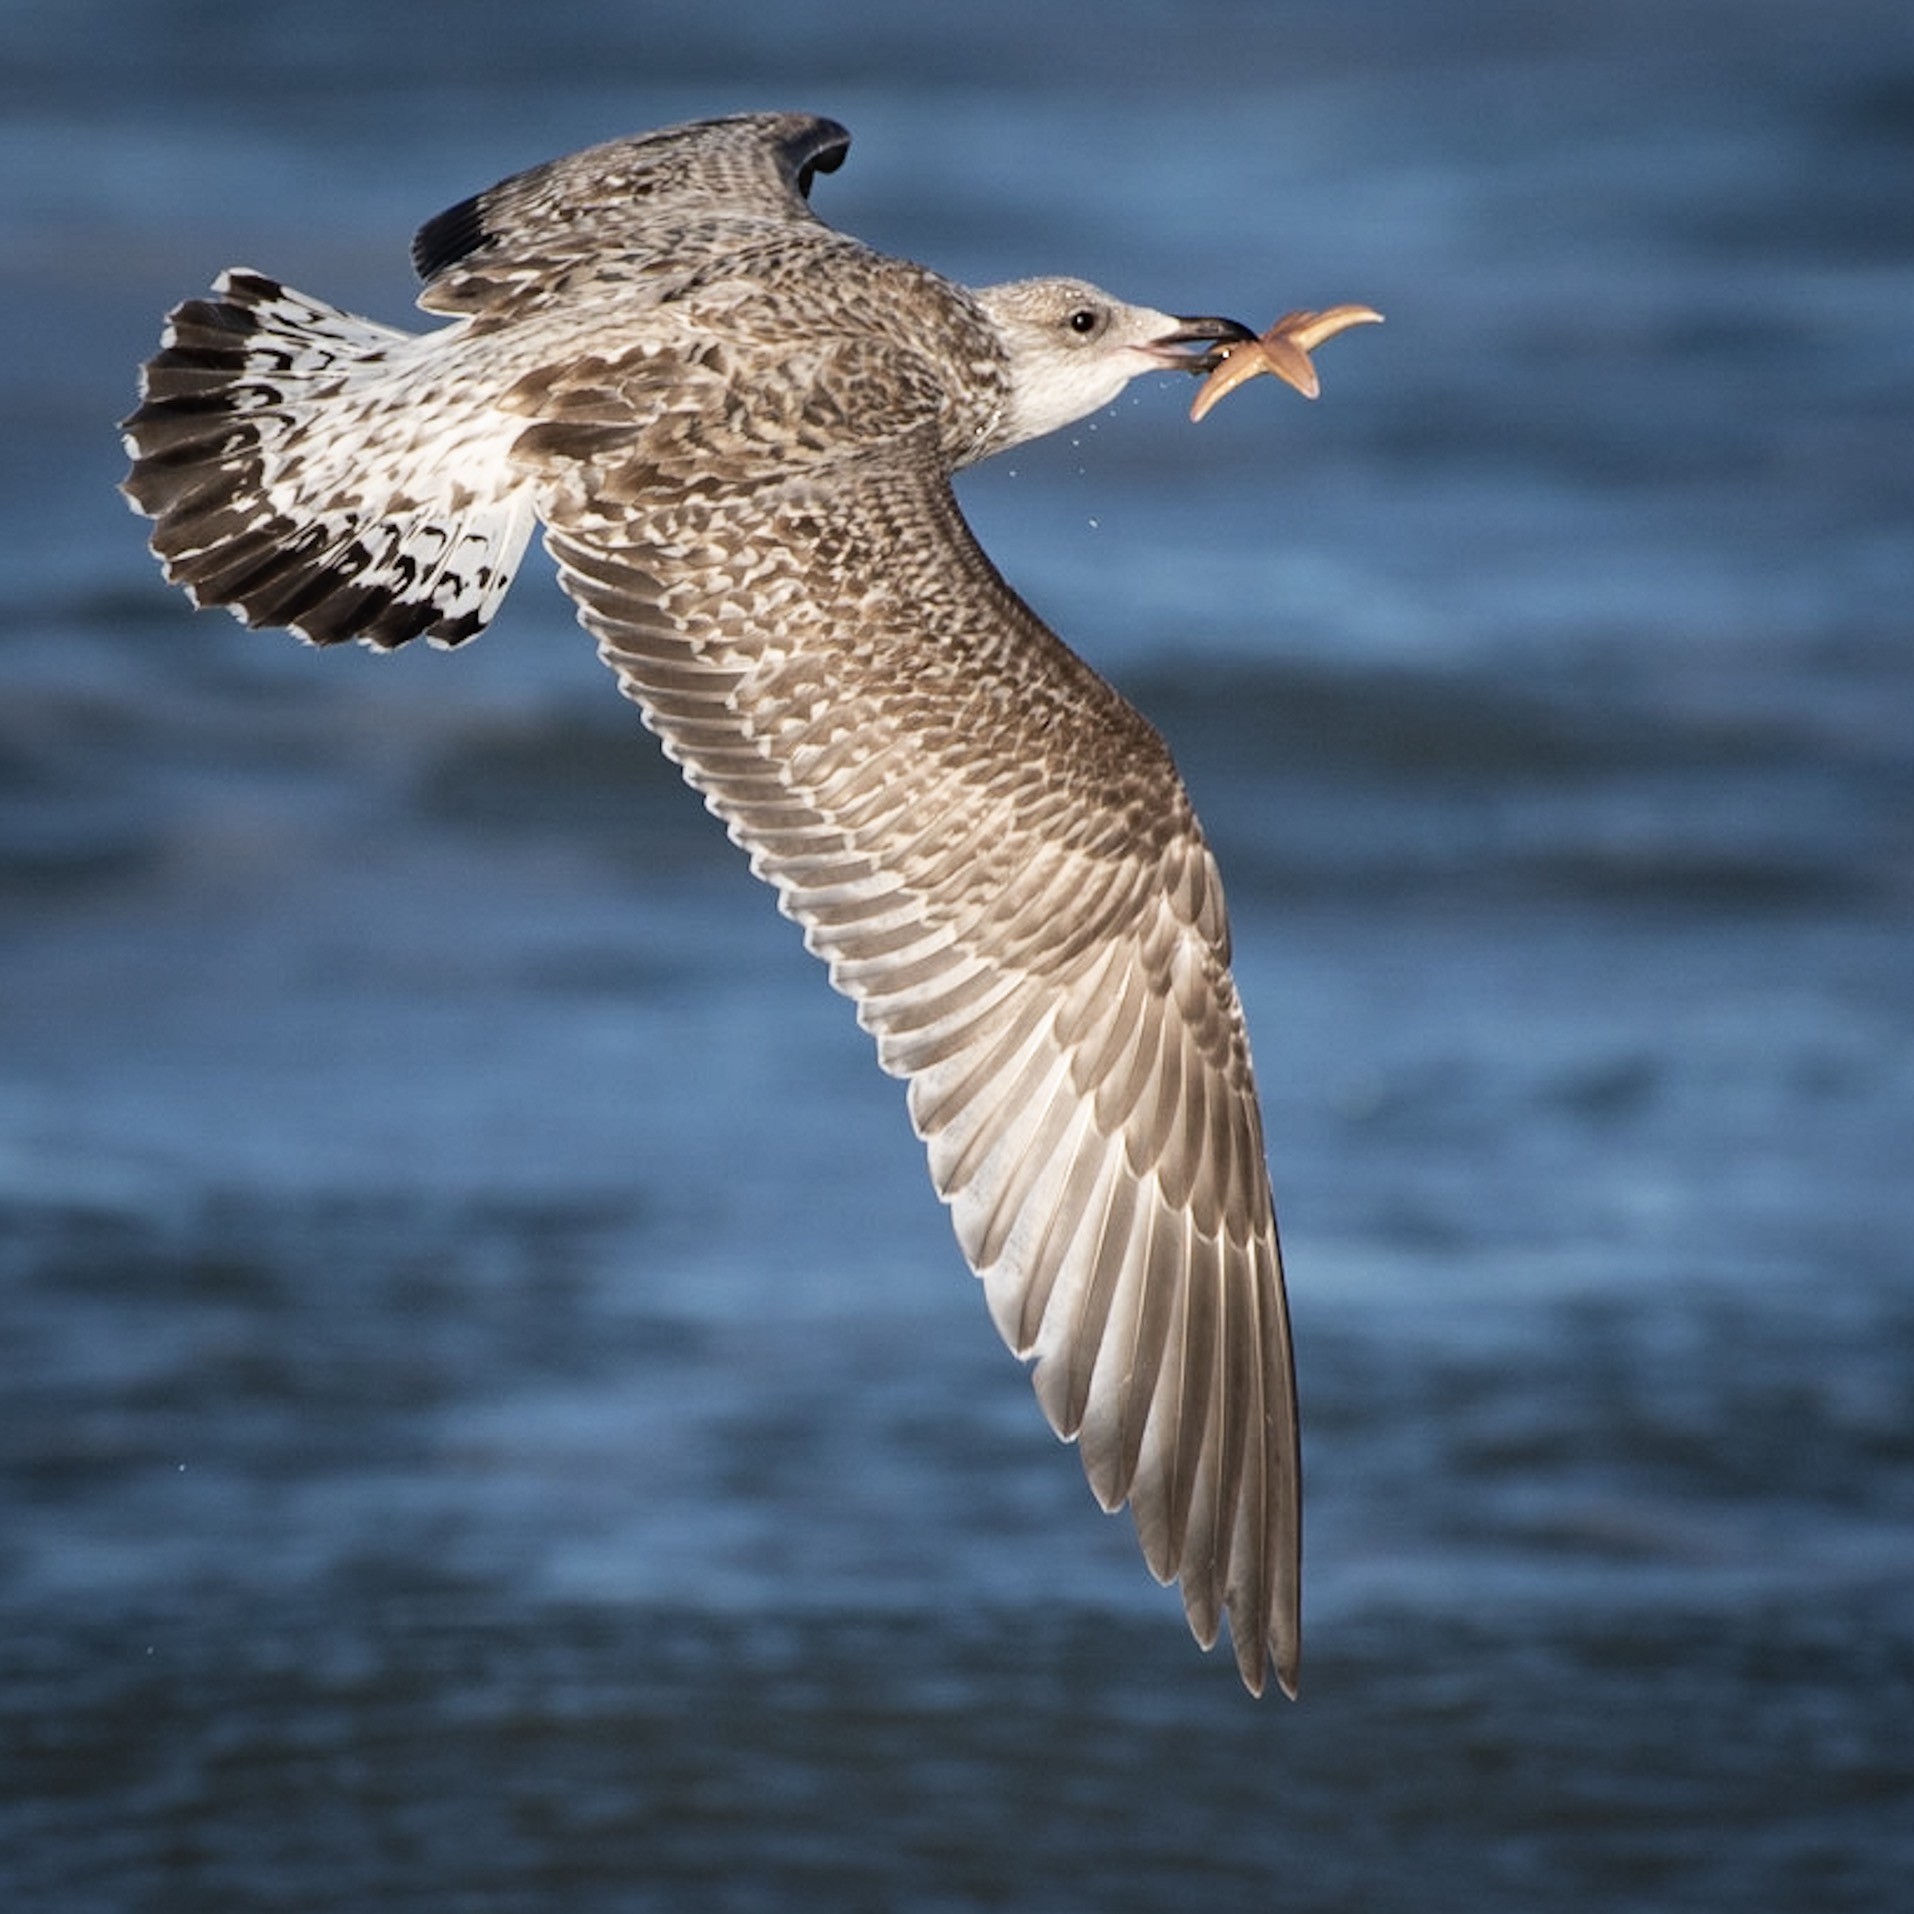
[{"left": 4, "top": 2, "right": 1912, "bottom": 1908}]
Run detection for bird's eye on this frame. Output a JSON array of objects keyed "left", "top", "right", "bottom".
[{"left": 1066, "top": 306, "right": 1103, "bottom": 337}]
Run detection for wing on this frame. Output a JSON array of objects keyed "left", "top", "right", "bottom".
[
  {"left": 411, "top": 112, "right": 852, "bottom": 318},
  {"left": 527, "top": 390, "right": 1301, "bottom": 1696}
]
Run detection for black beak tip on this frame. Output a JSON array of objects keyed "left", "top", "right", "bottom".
[{"left": 1157, "top": 314, "right": 1258, "bottom": 372}]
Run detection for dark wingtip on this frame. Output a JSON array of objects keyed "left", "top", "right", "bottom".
[
  {"left": 411, "top": 190, "right": 491, "bottom": 283},
  {"left": 783, "top": 116, "right": 851, "bottom": 199}
]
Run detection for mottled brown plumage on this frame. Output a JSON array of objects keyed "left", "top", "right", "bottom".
[{"left": 121, "top": 111, "right": 1306, "bottom": 1695}]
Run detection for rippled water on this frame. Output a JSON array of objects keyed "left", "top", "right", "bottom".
[{"left": 4, "top": 3, "right": 1912, "bottom": 1908}]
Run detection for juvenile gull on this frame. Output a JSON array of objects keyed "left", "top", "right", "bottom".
[{"left": 122, "top": 111, "right": 1316, "bottom": 1696}]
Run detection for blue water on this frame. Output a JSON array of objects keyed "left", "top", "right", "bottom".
[{"left": 4, "top": 2, "right": 1912, "bottom": 1908}]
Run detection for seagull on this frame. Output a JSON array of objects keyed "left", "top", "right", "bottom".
[{"left": 122, "top": 110, "right": 1342, "bottom": 1697}]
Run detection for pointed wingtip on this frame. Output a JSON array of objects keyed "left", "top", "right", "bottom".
[{"left": 1230, "top": 1629, "right": 1300, "bottom": 1700}]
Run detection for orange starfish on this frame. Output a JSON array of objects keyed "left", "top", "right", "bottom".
[{"left": 1189, "top": 304, "right": 1383, "bottom": 422}]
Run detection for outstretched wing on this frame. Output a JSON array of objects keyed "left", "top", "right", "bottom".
[
  {"left": 530, "top": 407, "right": 1301, "bottom": 1696},
  {"left": 411, "top": 112, "right": 853, "bottom": 318}
]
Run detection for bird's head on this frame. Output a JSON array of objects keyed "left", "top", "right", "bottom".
[{"left": 968, "top": 277, "right": 1252, "bottom": 459}]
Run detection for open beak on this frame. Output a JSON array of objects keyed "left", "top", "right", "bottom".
[{"left": 1143, "top": 314, "right": 1260, "bottom": 374}]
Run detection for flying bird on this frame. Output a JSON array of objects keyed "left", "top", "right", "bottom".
[{"left": 122, "top": 111, "right": 1369, "bottom": 1696}]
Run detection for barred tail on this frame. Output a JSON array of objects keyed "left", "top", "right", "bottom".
[{"left": 121, "top": 269, "right": 536, "bottom": 649}]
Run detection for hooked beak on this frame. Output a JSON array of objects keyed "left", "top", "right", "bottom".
[{"left": 1143, "top": 314, "right": 1260, "bottom": 374}]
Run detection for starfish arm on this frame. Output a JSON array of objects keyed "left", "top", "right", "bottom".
[
  {"left": 1189, "top": 304, "right": 1383, "bottom": 421},
  {"left": 1189, "top": 343, "right": 1278, "bottom": 421}
]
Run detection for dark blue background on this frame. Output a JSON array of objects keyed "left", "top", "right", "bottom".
[{"left": 3, "top": 2, "right": 1911, "bottom": 1907}]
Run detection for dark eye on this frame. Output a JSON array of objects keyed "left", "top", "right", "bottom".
[{"left": 1067, "top": 306, "right": 1102, "bottom": 336}]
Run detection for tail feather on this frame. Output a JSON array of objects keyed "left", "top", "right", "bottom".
[{"left": 122, "top": 269, "right": 535, "bottom": 649}]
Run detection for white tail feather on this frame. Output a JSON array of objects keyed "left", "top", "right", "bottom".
[{"left": 122, "top": 269, "right": 535, "bottom": 648}]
